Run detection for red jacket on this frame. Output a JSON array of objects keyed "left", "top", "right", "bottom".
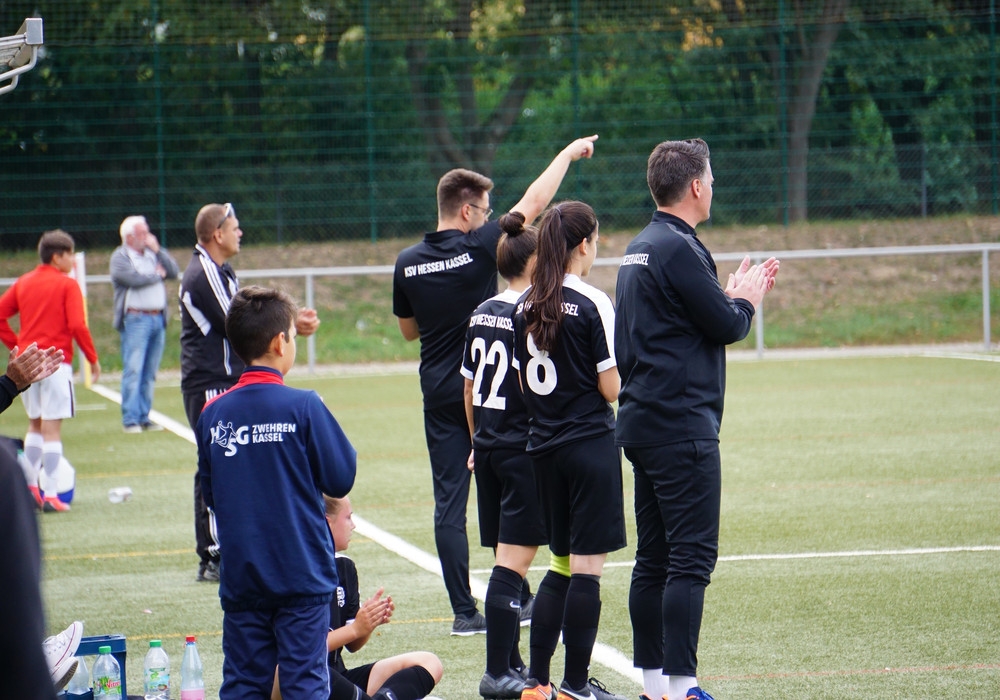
[{"left": 0, "top": 264, "right": 99, "bottom": 365}]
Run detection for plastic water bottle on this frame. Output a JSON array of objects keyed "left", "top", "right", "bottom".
[
  {"left": 65, "top": 655, "right": 93, "bottom": 699},
  {"left": 92, "top": 645, "right": 122, "bottom": 699},
  {"left": 143, "top": 639, "right": 171, "bottom": 699},
  {"left": 179, "top": 635, "right": 205, "bottom": 700}
]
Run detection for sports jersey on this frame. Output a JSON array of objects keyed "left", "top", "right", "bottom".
[
  {"left": 179, "top": 244, "right": 245, "bottom": 395},
  {"left": 327, "top": 555, "right": 360, "bottom": 673},
  {"left": 393, "top": 222, "right": 502, "bottom": 409},
  {"left": 614, "top": 211, "right": 755, "bottom": 447},
  {"left": 460, "top": 288, "right": 529, "bottom": 451},
  {"left": 512, "top": 274, "right": 617, "bottom": 454},
  {"left": 0, "top": 264, "right": 99, "bottom": 366},
  {"left": 197, "top": 366, "right": 357, "bottom": 612}
]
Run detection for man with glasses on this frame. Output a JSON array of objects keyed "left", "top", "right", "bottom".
[
  {"left": 392, "top": 136, "right": 598, "bottom": 635},
  {"left": 180, "top": 202, "right": 320, "bottom": 582}
]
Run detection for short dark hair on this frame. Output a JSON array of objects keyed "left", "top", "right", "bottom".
[
  {"left": 38, "top": 229, "right": 75, "bottom": 264},
  {"left": 436, "top": 168, "right": 494, "bottom": 219},
  {"left": 225, "top": 286, "right": 298, "bottom": 365},
  {"left": 495, "top": 211, "right": 538, "bottom": 281},
  {"left": 647, "top": 138, "right": 710, "bottom": 207},
  {"left": 194, "top": 203, "right": 226, "bottom": 244}
]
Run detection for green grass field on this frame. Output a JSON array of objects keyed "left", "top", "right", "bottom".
[{"left": 3, "top": 353, "right": 998, "bottom": 698}]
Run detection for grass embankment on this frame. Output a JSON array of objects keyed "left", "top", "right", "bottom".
[{"left": 1, "top": 215, "right": 998, "bottom": 371}]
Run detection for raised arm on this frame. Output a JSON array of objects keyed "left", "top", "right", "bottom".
[{"left": 509, "top": 135, "right": 598, "bottom": 223}]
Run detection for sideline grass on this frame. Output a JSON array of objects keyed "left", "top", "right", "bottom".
[{"left": 2, "top": 354, "right": 996, "bottom": 697}]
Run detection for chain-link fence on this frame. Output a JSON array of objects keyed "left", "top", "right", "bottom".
[{"left": 1, "top": 1, "right": 997, "bottom": 250}]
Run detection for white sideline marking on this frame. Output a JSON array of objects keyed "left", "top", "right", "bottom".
[
  {"left": 469, "top": 546, "right": 1000, "bottom": 575},
  {"left": 88, "top": 381, "right": 999, "bottom": 688},
  {"left": 88, "top": 384, "right": 195, "bottom": 441},
  {"left": 353, "top": 514, "right": 643, "bottom": 685}
]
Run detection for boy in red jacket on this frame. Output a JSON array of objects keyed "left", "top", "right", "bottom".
[{"left": 0, "top": 230, "right": 101, "bottom": 512}]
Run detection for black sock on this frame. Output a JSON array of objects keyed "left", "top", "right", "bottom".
[
  {"left": 485, "top": 565, "right": 523, "bottom": 676},
  {"left": 329, "top": 667, "right": 371, "bottom": 700},
  {"left": 510, "top": 620, "right": 524, "bottom": 672},
  {"left": 372, "top": 666, "right": 435, "bottom": 700},
  {"left": 562, "top": 573, "right": 601, "bottom": 691},
  {"left": 528, "top": 569, "right": 571, "bottom": 686}
]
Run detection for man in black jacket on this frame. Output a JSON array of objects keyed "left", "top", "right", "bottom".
[
  {"left": 179, "top": 202, "right": 319, "bottom": 582},
  {"left": 614, "top": 139, "right": 778, "bottom": 700}
]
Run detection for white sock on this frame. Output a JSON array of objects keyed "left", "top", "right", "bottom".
[
  {"left": 22, "top": 432, "right": 44, "bottom": 484},
  {"left": 41, "top": 441, "right": 63, "bottom": 480},
  {"left": 668, "top": 676, "right": 698, "bottom": 700},
  {"left": 642, "top": 669, "right": 668, "bottom": 699}
]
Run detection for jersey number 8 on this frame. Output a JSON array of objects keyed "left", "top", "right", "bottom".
[{"left": 525, "top": 334, "right": 557, "bottom": 396}]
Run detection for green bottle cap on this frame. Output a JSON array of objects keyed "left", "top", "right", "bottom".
[
  {"left": 99, "top": 645, "right": 111, "bottom": 654},
  {"left": 150, "top": 640, "right": 162, "bottom": 647}
]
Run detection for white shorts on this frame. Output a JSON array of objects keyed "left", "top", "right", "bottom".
[{"left": 21, "top": 363, "right": 75, "bottom": 421}]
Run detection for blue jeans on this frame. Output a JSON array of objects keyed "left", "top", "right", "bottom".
[{"left": 119, "top": 311, "right": 165, "bottom": 427}]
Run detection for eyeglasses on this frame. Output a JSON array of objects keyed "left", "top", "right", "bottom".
[
  {"left": 467, "top": 202, "right": 493, "bottom": 220},
  {"left": 217, "top": 202, "right": 234, "bottom": 229}
]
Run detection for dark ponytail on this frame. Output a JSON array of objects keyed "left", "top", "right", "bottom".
[
  {"left": 523, "top": 201, "right": 597, "bottom": 353},
  {"left": 496, "top": 211, "right": 538, "bottom": 281}
]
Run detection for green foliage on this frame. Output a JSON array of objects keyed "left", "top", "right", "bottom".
[{"left": 1, "top": 1, "right": 998, "bottom": 246}]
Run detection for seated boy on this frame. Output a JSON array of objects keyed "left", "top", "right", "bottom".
[
  {"left": 273, "top": 495, "right": 443, "bottom": 700},
  {"left": 197, "top": 286, "right": 357, "bottom": 700}
]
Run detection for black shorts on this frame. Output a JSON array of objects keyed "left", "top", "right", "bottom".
[
  {"left": 474, "top": 447, "right": 548, "bottom": 548},
  {"left": 531, "top": 431, "right": 627, "bottom": 557},
  {"left": 330, "top": 663, "right": 374, "bottom": 700}
]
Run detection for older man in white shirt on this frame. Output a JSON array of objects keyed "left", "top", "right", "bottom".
[{"left": 110, "top": 215, "right": 179, "bottom": 432}]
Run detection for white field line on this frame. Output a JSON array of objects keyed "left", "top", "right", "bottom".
[
  {"left": 469, "top": 545, "right": 1000, "bottom": 575},
  {"left": 89, "top": 384, "right": 642, "bottom": 684},
  {"left": 88, "top": 383, "right": 195, "bottom": 441},
  {"left": 351, "top": 513, "right": 642, "bottom": 685},
  {"left": 86, "top": 379, "right": 998, "bottom": 687}
]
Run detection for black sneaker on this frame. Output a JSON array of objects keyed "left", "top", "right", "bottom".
[
  {"left": 557, "top": 678, "right": 627, "bottom": 700},
  {"left": 451, "top": 610, "right": 487, "bottom": 636},
  {"left": 585, "top": 677, "right": 628, "bottom": 700},
  {"left": 519, "top": 593, "right": 535, "bottom": 626},
  {"left": 480, "top": 669, "right": 526, "bottom": 698},
  {"left": 197, "top": 560, "right": 220, "bottom": 582}
]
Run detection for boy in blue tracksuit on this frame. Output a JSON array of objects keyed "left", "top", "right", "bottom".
[{"left": 197, "top": 285, "right": 357, "bottom": 700}]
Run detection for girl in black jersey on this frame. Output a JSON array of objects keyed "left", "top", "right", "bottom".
[
  {"left": 461, "top": 213, "right": 549, "bottom": 699},
  {"left": 512, "top": 201, "right": 627, "bottom": 700}
]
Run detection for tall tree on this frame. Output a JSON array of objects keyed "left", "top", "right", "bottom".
[
  {"left": 399, "top": 0, "right": 542, "bottom": 175},
  {"left": 718, "top": 0, "right": 850, "bottom": 222}
]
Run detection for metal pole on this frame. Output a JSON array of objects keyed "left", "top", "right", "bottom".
[
  {"left": 152, "top": 0, "right": 168, "bottom": 243},
  {"left": 306, "top": 273, "right": 316, "bottom": 373},
  {"left": 571, "top": 0, "right": 581, "bottom": 196},
  {"left": 365, "top": 0, "right": 377, "bottom": 243},
  {"left": 778, "top": 0, "right": 789, "bottom": 226},
  {"left": 991, "top": 0, "right": 998, "bottom": 215},
  {"left": 755, "top": 256, "right": 765, "bottom": 358},
  {"left": 983, "top": 250, "right": 992, "bottom": 350}
]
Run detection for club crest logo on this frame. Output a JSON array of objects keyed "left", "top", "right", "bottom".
[{"left": 211, "top": 421, "right": 250, "bottom": 456}]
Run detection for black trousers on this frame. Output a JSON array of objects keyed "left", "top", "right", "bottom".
[
  {"left": 423, "top": 401, "right": 476, "bottom": 616},
  {"left": 184, "top": 388, "right": 230, "bottom": 566},
  {"left": 625, "top": 439, "right": 721, "bottom": 677}
]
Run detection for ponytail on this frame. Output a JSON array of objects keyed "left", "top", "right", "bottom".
[{"left": 523, "top": 201, "right": 597, "bottom": 353}]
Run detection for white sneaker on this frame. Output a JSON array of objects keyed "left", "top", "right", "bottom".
[
  {"left": 52, "top": 656, "right": 79, "bottom": 691},
  {"left": 43, "top": 621, "right": 83, "bottom": 679}
]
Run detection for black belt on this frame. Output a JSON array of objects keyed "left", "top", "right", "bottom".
[{"left": 126, "top": 308, "right": 162, "bottom": 315}]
